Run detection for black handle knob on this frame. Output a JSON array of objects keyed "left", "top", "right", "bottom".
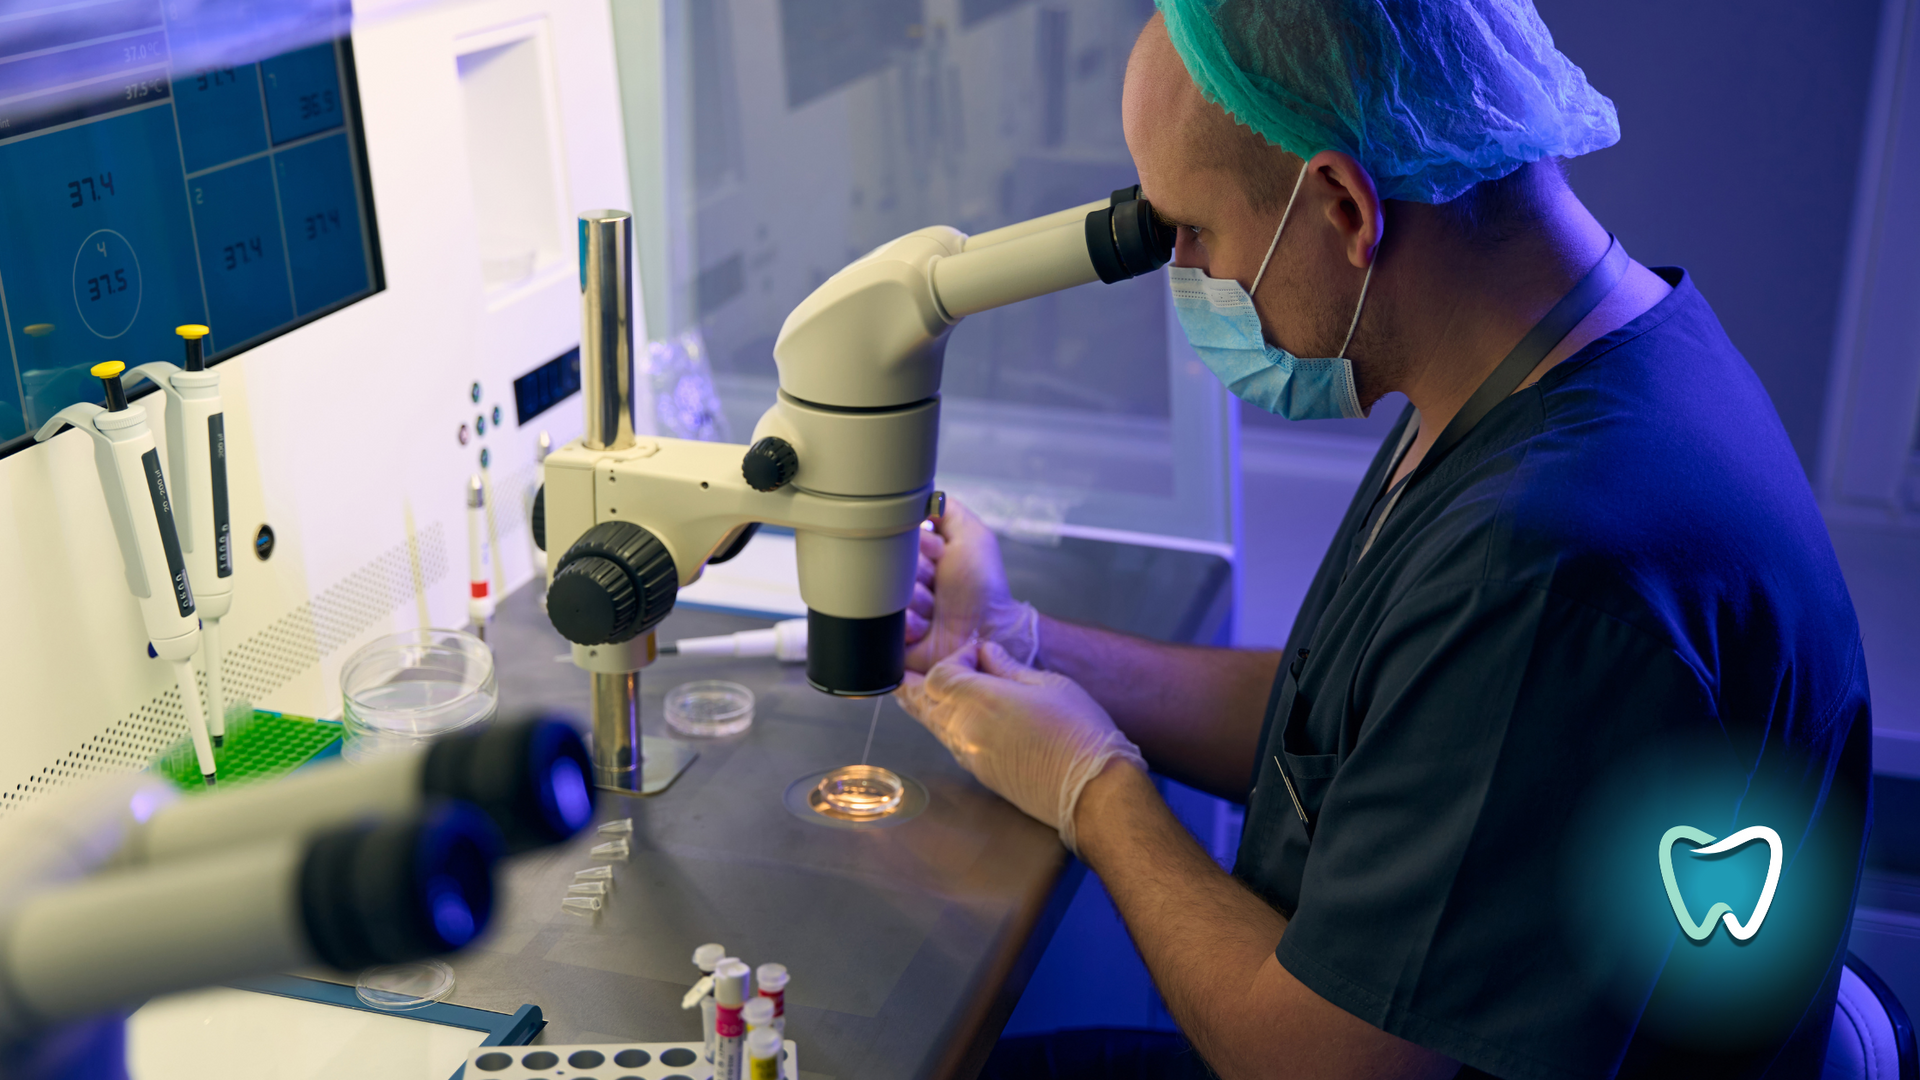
[
  {"left": 547, "top": 521, "right": 677, "bottom": 645},
  {"left": 743, "top": 437, "right": 799, "bottom": 492}
]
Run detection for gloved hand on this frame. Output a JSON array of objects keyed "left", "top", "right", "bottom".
[
  {"left": 904, "top": 498, "right": 1039, "bottom": 673},
  {"left": 896, "top": 640, "right": 1145, "bottom": 853}
]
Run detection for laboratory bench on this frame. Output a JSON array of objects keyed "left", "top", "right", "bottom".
[{"left": 430, "top": 536, "right": 1231, "bottom": 1080}]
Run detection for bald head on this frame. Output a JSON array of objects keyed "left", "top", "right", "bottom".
[{"left": 1124, "top": 15, "right": 1300, "bottom": 214}]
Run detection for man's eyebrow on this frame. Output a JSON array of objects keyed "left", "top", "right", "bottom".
[{"left": 1149, "top": 204, "right": 1198, "bottom": 230}]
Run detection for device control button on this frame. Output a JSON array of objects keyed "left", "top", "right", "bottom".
[
  {"left": 743, "top": 436, "right": 799, "bottom": 491},
  {"left": 548, "top": 555, "right": 639, "bottom": 645}
]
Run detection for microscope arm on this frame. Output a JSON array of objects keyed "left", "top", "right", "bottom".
[{"left": 544, "top": 189, "right": 1173, "bottom": 696}]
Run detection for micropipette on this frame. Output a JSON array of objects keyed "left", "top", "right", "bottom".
[
  {"left": 128, "top": 325, "right": 235, "bottom": 746},
  {"left": 35, "top": 362, "right": 216, "bottom": 786},
  {"left": 660, "top": 618, "right": 808, "bottom": 662}
]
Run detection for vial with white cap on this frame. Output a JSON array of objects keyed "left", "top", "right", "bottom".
[
  {"left": 742, "top": 996, "right": 775, "bottom": 1031},
  {"left": 746, "top": 1026, "right": 782, "bottom": 1080},
  {"left": 693, "top": 943, "right": 726, "bottom": 1062},
  {"left": 755, "top": 962, "right": 789, "bottom": 1036},
  {"left": 713, "top": 958, "right": 751, "bottom": 1080}
]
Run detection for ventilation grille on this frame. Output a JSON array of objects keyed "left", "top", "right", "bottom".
[{"left": 2, "top": 524, "right": 451, "bottom": 811}]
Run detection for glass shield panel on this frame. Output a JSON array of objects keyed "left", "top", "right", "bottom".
[{"left": 616, "top": 0, "right": 1234, "bottom": 551}]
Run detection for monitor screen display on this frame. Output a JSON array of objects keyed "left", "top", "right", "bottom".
[{"left": 0, "top": 7, "right": 382, "bottom": 452}]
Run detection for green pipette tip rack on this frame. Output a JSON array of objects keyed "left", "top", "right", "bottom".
[{"left": 156, "top": 710, "right": 343, "bottom": 792}]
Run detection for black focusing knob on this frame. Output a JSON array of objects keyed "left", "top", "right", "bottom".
[
  {"left": 548, "top": 557, "right": 636, "bottom": 644},
  {"left": 547, "top": 521, "right": 677, "bottom": 645},
  {"left": 742, "top": 437, "right": 799, "bottom": 492}
]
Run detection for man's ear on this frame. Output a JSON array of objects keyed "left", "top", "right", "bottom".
[{"left": 1308, "top": 150, "right": 1384, "bottom": 269}]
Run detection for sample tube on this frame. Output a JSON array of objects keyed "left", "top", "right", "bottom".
[
  {"left": 747, "top": 1027, "right": 781, "bottom": 1080},
  {"left": 756, "top": 963, "right": 788, "bottom": 1037},
  {"left": 693, "top": 942, "right": 726, "bottom": 1062},
  {"left": 467, "top": 475, "right": 493, "bottom": 639},
  {"left": 713, "top": 958, "right": 750, "bottom": 1080}
]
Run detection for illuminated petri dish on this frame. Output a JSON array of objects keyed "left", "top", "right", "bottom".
[
  {"left": 664, "top": 680, "right": 755, "bottom": 737},
  {"left": 812, "top": 765, "right": 904, "bottom": 820}
]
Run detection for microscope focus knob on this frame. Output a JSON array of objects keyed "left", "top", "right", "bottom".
[
  {"left": 742, "top": 437, "right": 799, "bottom": 492},
  {"left": 547, "top": 521, "right": 677, "bottom": 645}
]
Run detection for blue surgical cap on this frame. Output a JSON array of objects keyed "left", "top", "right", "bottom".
[{"left": 1155, "top": 0, "right": 1620, "bottom": 204}]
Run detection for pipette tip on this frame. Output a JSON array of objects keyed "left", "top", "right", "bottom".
[
  {"left": 202, "top": 773, "right": 217, "bottom": 788},
  {"left": 211, "top": 735, "right": 224, "bottom": 749}
]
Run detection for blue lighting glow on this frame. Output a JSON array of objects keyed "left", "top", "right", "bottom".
[
  {"left": 428, "top": 875, "right": 476, "bottom": 947},
  {"left": 550, "top": 755, "right": 592, "bottom": 832}
]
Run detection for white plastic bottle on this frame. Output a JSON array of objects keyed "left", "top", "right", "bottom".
[
  {"left": 714, "top": 958, "right": 750, "bottom": 1080},
  {"left": 693, "top": 943, "right": 726, "bottom": 1062}
]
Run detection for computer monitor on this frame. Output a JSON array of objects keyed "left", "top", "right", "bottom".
[{"left": 0, "top": 11, "right": 381, "bottom": 449}]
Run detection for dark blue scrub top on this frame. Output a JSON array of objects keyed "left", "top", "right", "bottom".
[{"left": 1235, "top": 270, "right": 1871, "bottom": 1079}]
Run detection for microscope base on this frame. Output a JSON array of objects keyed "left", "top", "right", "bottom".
[{"left": 594, "top": 737, "right": 697, "bottom": 796}]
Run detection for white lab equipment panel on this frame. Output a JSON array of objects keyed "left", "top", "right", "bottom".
[{"left": 0, "top": 0, "right": 633, "bottom": 807}]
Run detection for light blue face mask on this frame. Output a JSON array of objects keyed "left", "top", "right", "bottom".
[{"left": 1169, "top": 163, "right": 1376, "bottom": 420}]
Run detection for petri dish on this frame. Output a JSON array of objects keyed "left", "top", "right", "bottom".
[
  {"left": 356, "top": 959, "right": 455, "bottom": 1011},
  {"left": 663, "top": 680, "right": 754, "bottom": 738},
  {"left": 812, "top": 765, "right": 904, "bottom": 820},
  {"left": 340, "top": 629, "right": 496, "bottom": 763}
]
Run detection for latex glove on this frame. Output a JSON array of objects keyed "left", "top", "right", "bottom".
[
  {"left": 904, "top": 498, "right": 1039, "bottom": 673},
  {"left": 897, "top": 640, "right": 1144, "bottom": 852}
]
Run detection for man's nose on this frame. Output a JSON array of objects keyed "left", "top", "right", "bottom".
[{"left": 1171, "top": 227, "right": 1207, "bottom": 271}]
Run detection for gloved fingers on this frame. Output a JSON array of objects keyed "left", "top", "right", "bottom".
[
  {"left": 909, "top": 581, "right": 934, "bottom": 618},
  {"left": 893, "top": 670, "right": 931, "bottom": 720},
  {"left": 931, "top": 496, "right": 990, "bottom": 548},
  {"left": 894, "top": 671, "right": 973, "bottom": 761},
  {"left": 904, "top": 607, "right": 930, "bottom": 644},
  {"left": 917, "top": 529, "right": 943, "bottom": 575},
  {"left": 976, "top": 639, "right": 1049, "bottom": 687},
  {"left": 923, "top": 639, "right": 986, "bottom": 698}
]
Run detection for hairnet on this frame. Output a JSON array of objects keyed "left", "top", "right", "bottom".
[{"left": 1155, "top": 0, "right": 1620, "bottom": 204}]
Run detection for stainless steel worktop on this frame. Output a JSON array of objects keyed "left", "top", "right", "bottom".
[{"left": 441, "top": 537, "right": 1231, "bottom": 1080}]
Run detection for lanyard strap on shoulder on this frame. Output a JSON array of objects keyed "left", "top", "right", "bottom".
[{"left": 1411, "top": 236, "right": 1628, "bottom": 486}]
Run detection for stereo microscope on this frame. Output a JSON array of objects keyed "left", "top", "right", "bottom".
[{"left": 541, "top": 191, "right": 1173, "bottom": 793}]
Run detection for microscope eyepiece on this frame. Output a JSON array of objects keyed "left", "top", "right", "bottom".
[
  {"left": 1085, "top": 193, "right": 1175, "bottom": 284},
  {"left": 298, "top": 800, "right": 501, "bottom": 970},
  {"left": 421, "top": 716, "right": 598, "bottom": 854}
]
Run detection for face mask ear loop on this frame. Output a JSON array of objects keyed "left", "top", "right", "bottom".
[
  {"left": 1336, "top": 257, "right": 1377, "bottom": 359},
  {"left": 1249, "top": 160, "right": 1313, "bottom": 298}
]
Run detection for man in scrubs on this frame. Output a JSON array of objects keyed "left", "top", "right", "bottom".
[{"left": 895, "top": 2, "right": 1872, "bottom": 1077}]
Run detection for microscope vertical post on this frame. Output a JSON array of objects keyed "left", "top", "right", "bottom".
[
  {"left": 574, "top": 210, "right": 694, "bottom": 794},
  {"left": 581, "top": 211, "right": 637, "bottom": 454}
]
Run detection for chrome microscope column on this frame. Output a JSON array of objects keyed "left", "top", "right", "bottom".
[{"left": 565, "top": 210, "right": 695, "bottom": 794}]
